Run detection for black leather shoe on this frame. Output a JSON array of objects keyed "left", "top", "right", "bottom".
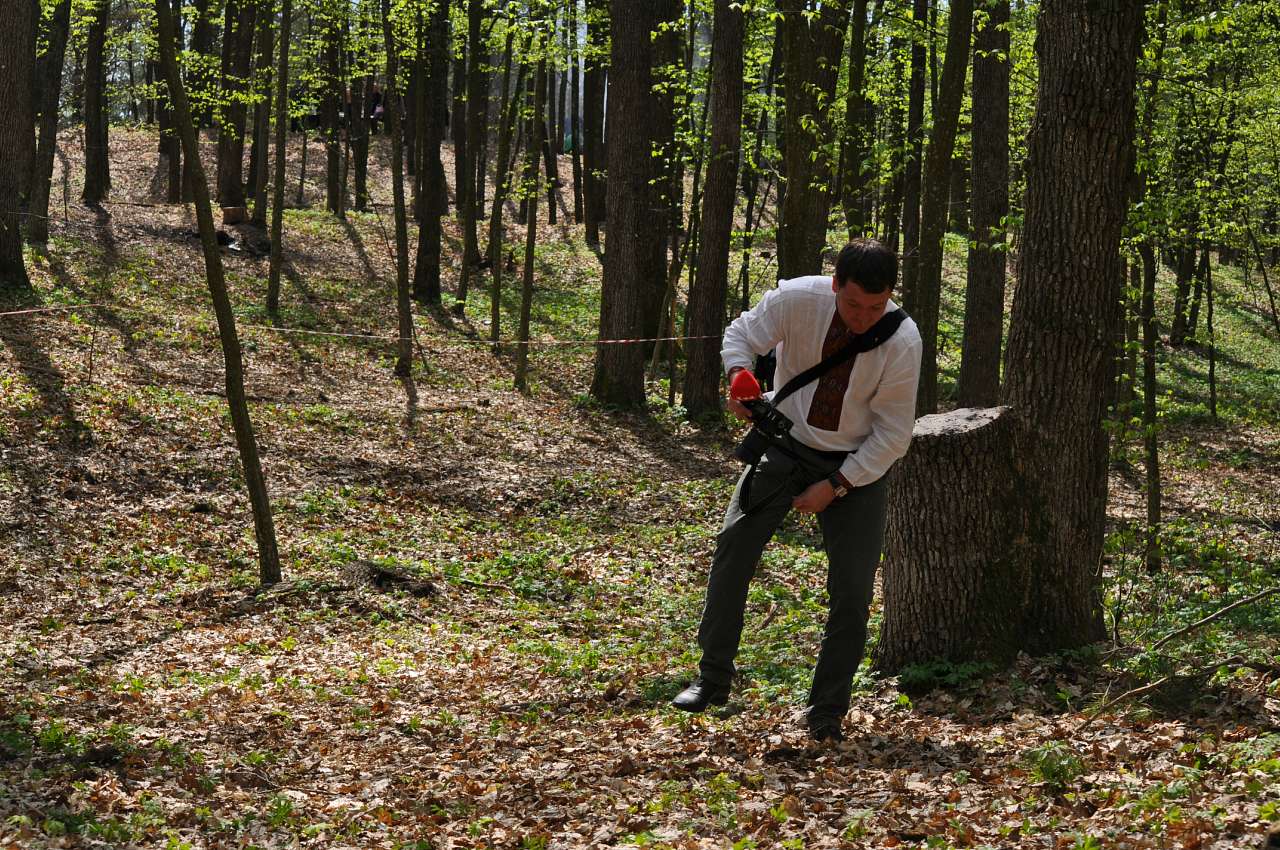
[
  {"left": 808, "top": 718, "right": 845, "bottom": 743},
  {"left": 671, "top": 679, "right": 730, "bottom": 712}
]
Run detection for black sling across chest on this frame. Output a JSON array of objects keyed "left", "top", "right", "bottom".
[{"left": 735, "top": 307, "right": 909, "bottom": 515}]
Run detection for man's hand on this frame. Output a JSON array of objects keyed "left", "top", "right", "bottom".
[
  {"left": 792, "top": 479, "right": 836, "bottom": 514},
  {"left": 727, "top": 397, "right": 753, "bottom": 422}
]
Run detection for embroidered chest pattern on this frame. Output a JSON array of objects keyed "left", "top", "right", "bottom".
[{"left": 806, "top": 312, "right": 856, "bottom": 431}]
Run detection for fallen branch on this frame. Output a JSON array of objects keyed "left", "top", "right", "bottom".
[
  {"left": 1076, "top": 654, "right": 1243, "bottom": 734},
  {"left": 1151, "top": 586, "right": 1279, "bottom": 651}
]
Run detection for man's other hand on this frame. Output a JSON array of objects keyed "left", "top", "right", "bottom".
[
  {"left": 727, "top": 397, "right": 753, "bottom": 422},
  {"left": 792, "top": 480, "right": 836, "bottom": 514}
]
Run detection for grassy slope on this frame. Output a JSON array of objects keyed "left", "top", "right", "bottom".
[{"left": 0, "top": 129, "right": 1276, "bottom": 849}]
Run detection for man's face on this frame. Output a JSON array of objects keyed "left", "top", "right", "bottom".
[{"left": 832, "top": 276, "right": 892, "bottom": 334}]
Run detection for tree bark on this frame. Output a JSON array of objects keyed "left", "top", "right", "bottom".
[
  {"left": 321, "top": 8, "right": 343, "bottom": 216},
  {"left": 381, "top": 0, "right": 412, "bottom": 376},
  {"left": 455, "top": 0, "right": 486, "bottom": 314},
  {"left": 957, "top": 0, "right": 1009, "bottom": 408},
  {"left": 216, "top": 0, "right": 257, "bottom": 209},
  {"left": 25, "top": 0, "right": 71, "bottom": 245},
  {"left": 880, "top": 35, "right": 907, "bottom": 252},
  {"left": 82, "top": 0, "right": 111, "bottom": 205},
  {"left": 840, "top": 0, "right": 872, "bottom": 240},
  {"left": 899, "top": 0, "right": 928, "bottom": 307},
  {"left": 488, "top": 31, "right": 523, "bottom": 344},
  {"left": 682, "top": 0, "right": 744, "bottom": 420},
  {"left": 570, "top": 0, "right": 583, "bottom": 224},
  {"left": 913, "top": 0, "right": 973, "bottom": 415},
  {"left": 878, "top": 0, "right": 1144, "bottom": 668},
  {"left": 590, "top": 0, "right": 673, "bottom": 407},
  {"left": 412, "top": 0, "right": 449, "bottom": 304},
  {"left": 248, "top": 3, "right": 275, "bottom": 227},
  {"left": 776, "top": 0, "right": 848, "bottom": 279},
  {"left": 154, "top": 0, "right": 282, "bottom": 586},
  {"left": 582, "top": 0, "right": 608, "bottom": 247},
  {"left": 0, "top": 0, "right": 36, "bottom": 291},
  {"left": 267, "top": 0, "right": 293, "bottom": 315},
  {"left": 515, "top": 56, "right": 545, "bottom": 393}
]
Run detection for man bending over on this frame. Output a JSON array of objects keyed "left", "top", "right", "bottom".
[{"left": 672, "top": 238, "right": 922, "bottom": 743}]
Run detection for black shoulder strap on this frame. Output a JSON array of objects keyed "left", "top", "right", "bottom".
[{"left": 773, "top": 308, "right": 909, "bottom": 406}]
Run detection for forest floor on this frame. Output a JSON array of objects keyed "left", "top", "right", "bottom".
[{"left": 1, "top": 129, "right": 1278, "bottom": 850}]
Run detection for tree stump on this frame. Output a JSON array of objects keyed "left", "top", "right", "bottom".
[{"left": 875, "top": 406, "right": 1030, "bottom": 672}]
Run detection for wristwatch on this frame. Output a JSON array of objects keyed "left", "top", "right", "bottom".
[{"left": 827, "top": 473, "right": 849, "bottom": 499}]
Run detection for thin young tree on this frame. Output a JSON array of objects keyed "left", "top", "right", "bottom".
[
  {"left": 569, "top": 0, "right": 583, "bottom": 223},
  {"left": 267, "top": 0, "right": 293, "bottom": 315},
  {"left": 455, "top": 0, "right": 487, "bottom": 315},
  {"left": 581, "top": 0, "right": 607, "bottom": 247},
  {"left": 515, "top": 52, "right": 546, "bottom": 394},
  {"left": 0, "top": 0, "right": 36, "bottom": 291},
  {"left": 383, "top": 0, "right": 412, "bottom": 375},
  {"left": 682, "top": 0, "right": 744, "bottom": 420},
  {"left": 154, "top": 0, "right": 282, "bottom": 586},
  {"left": 488, "top": 26, "right": 524, "bottom": 344},
  {"left": 899, "top": 0, "right": 928, "bottom": 304},
  {"left": 26, "top": 0, "right": 72, "bottom": 245}
]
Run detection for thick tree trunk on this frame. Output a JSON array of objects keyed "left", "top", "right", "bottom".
[
  {"left": 682, "top": 0, "right": 744, "bottom": 420},
  {"left": 267, "top": 0, "right": 293, "bottom": 315},
  {"left": 878, "top": 0, "right": 1144, "bottom": 669},
  {"left": 82, "top": 0, "right": 111, "bottom": 205},
  {"left": 957, "top": 0, "right": 1009, "bottom": 408},
  {"left": 582, "top": 0, "right": 608, "bottom": 247},
  {"left": 877, "top": 409, "right": 1028, "bottom": 668},
  {"left": 216, "top": 0, "right": 257, "bottom": 209},
  {"left": 776, "top": 0, "right": 847, "bottom": 279},
  {"left": 412, "top": 1, "right": 449, "bottom": 304},
  {"left": 0, "top": 0, "right": 36, "bottom": 291},
  {"left": 590, "top": 0, "right": 673, "bottom": 407},
  {"left": 249, "top": 2, "right": 274, "bottom": 226},
  {"left": 154, "top": 0, "right": 281, "bottom": 586},
  {"left": 913, "top": 0, "right": 973, "bottom": 415},
  {"left": 26, "top": 0, "right": 71, "bottom": 245}
]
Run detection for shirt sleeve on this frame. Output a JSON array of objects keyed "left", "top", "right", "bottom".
[
  {"left": 720, "top": 285, "right": 790, "bottom": 375},
  {"left": 839, "top": 332, "right": 923, "bottom": 487}
]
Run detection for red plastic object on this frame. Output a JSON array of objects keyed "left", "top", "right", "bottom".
[{"left": 730, "top": 369, "right": 762, "bottom": 401}]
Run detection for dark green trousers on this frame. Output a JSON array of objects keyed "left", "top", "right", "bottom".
[{"left": 695, "top": 441, "right": 889, "bottom": 721}]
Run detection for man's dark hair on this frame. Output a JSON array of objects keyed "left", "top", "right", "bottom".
[{"left": 834, "top": 238, "right": 897, "bottom": 293}]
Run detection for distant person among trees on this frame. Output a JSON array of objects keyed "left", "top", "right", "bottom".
[
  {"left": 672, "top": 239, "right": 923, "bottom": 743},
  {"left": 368, "top": 85, "right": 384, "bottom": 135}
]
